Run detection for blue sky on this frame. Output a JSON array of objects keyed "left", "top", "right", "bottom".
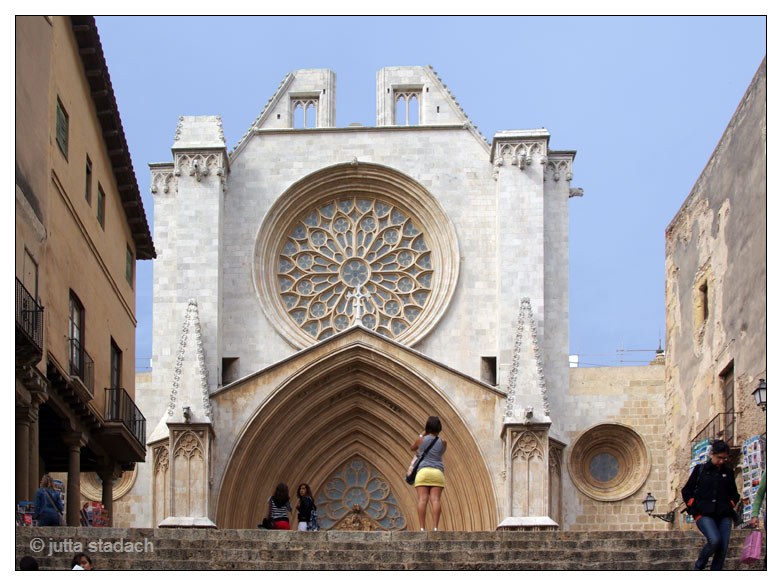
[{"left": 91, "top": 16, "right": 767, "bottom": 370}]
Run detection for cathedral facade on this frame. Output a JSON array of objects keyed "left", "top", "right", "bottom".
[{"left": 117, "top": 66, "right": 669, "bottom": 531}]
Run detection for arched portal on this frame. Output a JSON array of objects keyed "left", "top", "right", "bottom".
[{"left": 215, "top": 339, "right": 498, "bottom": 530}]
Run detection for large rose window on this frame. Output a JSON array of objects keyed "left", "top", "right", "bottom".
[
  {"left": 277, "top": 197, "right": 433, "bottom": 341},
  {"left": 255, "top": 163, "right": 459, "bottom": 348}
]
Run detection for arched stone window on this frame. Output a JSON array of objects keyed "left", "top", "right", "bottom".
[{"left": 394, "top": 90, "right": 421, "bottom": 125}]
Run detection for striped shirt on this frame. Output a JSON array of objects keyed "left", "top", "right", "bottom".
[{"left": 269, "top": 497, "right": 291, "bottom": 520}]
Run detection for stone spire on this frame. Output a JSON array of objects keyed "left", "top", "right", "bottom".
[
  {"left": 148, "top": 299, "right": 212, "bottom": 443},
  {"left": 504, "top": 298, "right": 551, "bottom": 424}
]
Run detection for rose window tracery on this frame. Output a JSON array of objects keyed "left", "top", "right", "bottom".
[
  {"left": 255, "top": 163, "right": 459, "bottom": 349},
  {"left": 277, "top": 196, "right": 434, "bottom": 341},
  {"left": 315, "top": 458, "right": 406, "bottom": 530}
]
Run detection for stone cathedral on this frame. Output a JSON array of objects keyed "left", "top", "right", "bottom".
[{"left": 118, "top": 66, "right": 669, "bottom": 531}]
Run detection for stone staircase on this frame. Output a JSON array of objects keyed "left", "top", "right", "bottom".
[{"left": 15, "top": 527, "right": 766, "bottom": 571}]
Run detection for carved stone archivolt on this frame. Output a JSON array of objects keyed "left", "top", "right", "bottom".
[
  {"left": 567, "top": 423, "right": 651, "bottom": 502},
  {"left": 214, "top": 330, "right": 497, "bottom": 530}
]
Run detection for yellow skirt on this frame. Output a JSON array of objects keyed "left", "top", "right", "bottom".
[{"left": 414, "top": 467, "right": 445, "bottom": 488}]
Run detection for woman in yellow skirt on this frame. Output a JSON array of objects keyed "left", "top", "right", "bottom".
[{"left": 410, "top": 416, "right": 447, "bottom": 531}]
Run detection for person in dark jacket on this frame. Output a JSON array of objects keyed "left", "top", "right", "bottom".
[
  {"left": 33, "top": 474, "right": 64, "bottom": 527},
  {"left": 682, "top": 440, "right": 741, "bottom": 570},
  {"left": 295, "top": 483, "right": 316, "bottom": 531}
]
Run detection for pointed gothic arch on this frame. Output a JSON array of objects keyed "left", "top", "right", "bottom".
[{"left": 215, "top": 338, "right": 498, "bottom": 529}]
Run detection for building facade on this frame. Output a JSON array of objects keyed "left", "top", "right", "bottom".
[
  {"left": 664, "top": 58, "right": 767, "bottom": 504},
  {"left": 115, "top": 66, "right": 675, "bottom": 531},
  {"left": 15, "top": 16, "right": 154, "bottom": 526}
]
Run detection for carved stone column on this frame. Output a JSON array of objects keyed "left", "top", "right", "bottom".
[{"left": 64, "top": 432, "right": 87, "bottom": 526}]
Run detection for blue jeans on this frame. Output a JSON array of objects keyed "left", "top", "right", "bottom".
[{"left": 694, "top": 515, "right": 733, "bottom": 570}]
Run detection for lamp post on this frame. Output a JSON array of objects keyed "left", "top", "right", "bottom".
[
  {"left": 753, "top": 379, "right": 767, "bottom": 412},
  {"left": 642, "top": 492, "right": 676, "bottom": 523}
]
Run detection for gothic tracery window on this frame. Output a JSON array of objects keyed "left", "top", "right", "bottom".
[
  {"left": 394, "top": 90, "right": 420, "bottom": 125},
  {"left": 277, "top": 196, "right": 433, "bottom": 341},
  {"left": 315, "top": 458, "right": 406, "bottom": 530},
  {"left": 292, "top": 98, "right": 318, "bottom": 128}
]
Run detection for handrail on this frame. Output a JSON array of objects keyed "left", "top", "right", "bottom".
[{"left": 105, "top": 387, "right": 146, "bottom": 447}]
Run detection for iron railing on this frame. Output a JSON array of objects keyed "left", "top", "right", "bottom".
[
  {"left": 68, "top": 337, "right": 94, "bottom": 397},
  {"left": 105, "top": 387, "right": 146, "bottom": 447},
  {"left": 692, "top": 411, "right": 736, "bottom": 447},
  {"left": 16, "top": 278, "right": 43, "bottom": 352}
]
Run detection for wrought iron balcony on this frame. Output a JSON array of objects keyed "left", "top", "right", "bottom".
[
  {"left": 692, "top": 411, "right": 736, "bottom": 448},
  {"left": 68, "top": 337, "right": 94, "bottom": 398},
  {"left": 105, "top": 387, "right": 146, "bottom": 448},
  {"left": 15, "top": 278, "right": 44, "bottom": 366}
]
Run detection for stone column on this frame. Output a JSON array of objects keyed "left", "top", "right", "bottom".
[
  {"left": 15, "top": 407, "right": 31, "bottom": 502},
  {"left": 64, "top": 432, "right": 86, "bottom": 526},
  {"left": 28, "top": 393, "right": 45, "bottom": 502},
  {"left": 98, "top": 466, "right": 116, "bottom": 527}
]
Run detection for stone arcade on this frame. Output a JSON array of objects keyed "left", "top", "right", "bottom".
[{"left": 117, "top": 66, "right": 669, "bottom": 531}]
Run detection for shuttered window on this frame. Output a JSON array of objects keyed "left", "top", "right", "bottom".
[{"left": 56, "top": 98, "right": 69, "bottom": 158}]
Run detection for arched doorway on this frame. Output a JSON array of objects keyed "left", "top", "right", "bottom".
[{"left": 215, "top": 340, "right": 497, "bottom": 530}]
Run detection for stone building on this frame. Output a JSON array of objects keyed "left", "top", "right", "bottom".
[
  {"left": 664, "top": 58, "right": 767, "bottom": 503},
  {"left": 116, "top": 65, "right": 675, "bottom": 532},
  {"left": 15, "top": 16, "right": 154, "bottom": 525}
]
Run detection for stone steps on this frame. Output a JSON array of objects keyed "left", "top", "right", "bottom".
[{"left": 16, "top": 527, "right": 766, "bottom": 571}]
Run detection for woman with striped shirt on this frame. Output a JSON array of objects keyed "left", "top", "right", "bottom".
[{"left": 267, "top": 483, "right": 292, "bottom": 530}]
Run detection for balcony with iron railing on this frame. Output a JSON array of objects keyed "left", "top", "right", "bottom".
[
  {"left": 15, "top": 278, "right": 44, "bottom": 366},
  {"left": 105, "top": 387, "right": 146, "bottom": 447},
  {"left": 68, "top": 337, "right": 94, "bottom": 400},
  {"left": 692, "top": 411, "right": 737, "bottom": 448}
]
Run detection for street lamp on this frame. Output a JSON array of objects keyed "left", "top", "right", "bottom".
[
  {"left": 642, "top": 492, "right": 676, "bottom": 523},
  {"left": 753, "top": 379, "right": 767, "bottom": 411}
]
